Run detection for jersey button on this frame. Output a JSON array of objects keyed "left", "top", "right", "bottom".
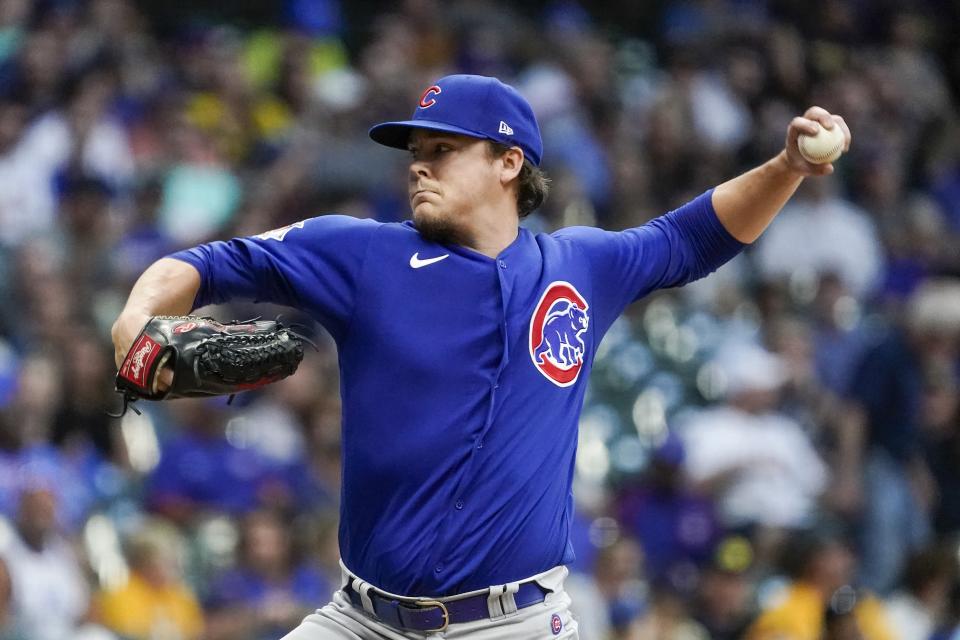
[
  {"left": 455, "top": 500, "right": 464, "bottom": 510},
  {"left": 435, "top": 565, "right": 443, "bottom": 573},
  {"left": 498, "top": 260, "right": 507, "bottom": 269}
]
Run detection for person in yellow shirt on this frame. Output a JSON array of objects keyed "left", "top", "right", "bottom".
[
  {"left": 94, "top": 519, "right": 204, "bottom": 640},
  {"left": 747, "top": 531, "right": 896, "bottom": 640}
]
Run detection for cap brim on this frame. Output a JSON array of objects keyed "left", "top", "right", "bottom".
[{"left": 369, "top": 120, "right": 490, "bottom": 150}]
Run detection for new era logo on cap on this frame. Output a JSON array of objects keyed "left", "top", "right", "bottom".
[{"left": 368, "top": 74, "right": 544, "bottom": 166}]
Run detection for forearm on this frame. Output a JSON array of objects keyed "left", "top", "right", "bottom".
[
  {"left": 711, "top": 151, "right": 805, "bottom": 244},
  {"left": 120, "top": 257, "right": 201, "bottom": 317},
  {"left": 111, "top": 258, "right": 201, "bottom": 367}
]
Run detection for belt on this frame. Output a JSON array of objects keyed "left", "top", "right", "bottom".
[{"left": 343, "top": 579, "right": 549, "bottom": 632}]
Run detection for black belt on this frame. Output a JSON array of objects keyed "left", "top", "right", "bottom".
[{"left": 343, "top": 579, "right": 549, "bottom": 632}]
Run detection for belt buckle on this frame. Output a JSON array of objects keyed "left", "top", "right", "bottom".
[{"left": 415, "top": 599, "right": 450, "bottom": 632}]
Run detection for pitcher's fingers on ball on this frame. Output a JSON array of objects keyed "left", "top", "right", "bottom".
[
  {"left": 803, "top": 106, "right": 836, "bottom": 129},
  {"left": 791, "top": 116, "right": 821, "bottom": 137},
  {"left": 832, "top": 115, "right": 852, "bottom": 151}
]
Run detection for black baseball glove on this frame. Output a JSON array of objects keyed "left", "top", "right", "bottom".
[{"left": 111, "top": 315, "right": 307, "bottom": 416}]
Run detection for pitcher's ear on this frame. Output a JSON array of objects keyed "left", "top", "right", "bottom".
[{"left": 498, "top": 146, "right": 524, "bottom": 185}]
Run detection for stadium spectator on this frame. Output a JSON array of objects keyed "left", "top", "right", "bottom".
[
  {"left": 94, "top": 518, "right": 204, "bottom": 640},
  {"left": 592, "top": 535, "right": 647, "bottom": 636},
  {"left": 626, "top": 583, "right": 709, "bottom": 640},
  {"left": 808, "top": 272, "right": 871, "bottom": 397},
  {"left": 746, "top": 530, "right": 895, "bottom": 640},
  {"left": 680, "top": 342, "right": 828, "bottom": 533},
  {"left": 145, "top": 401, "right": 293, "bottom": 525},
  {"left": 616, "top": 431, "right": 719, "bottom": 584},
  {"left": 0, "top": 485, "right": 107, "bottom": 640},
  {"left": 755, "top": 177, "right": 884, "bottom": 300},
  {"left": 0, "top": 356, "right": 96, "bottom": 531},
  {"left": 204, "top": 509, "right": 331, "bottom": 640},
  {"left": 844, "top": 279, "right": 960, "bottom": 592},
  {"left": 564, "top": 567, "right": 612, "bottom": 640},
  {"left": 692, "top": 536, "right": 756, "bottom": 640},
  {"left": 51, "top": 327, "right": 126, "bottom": 465},
  {"left": 884, "top": 545, "right": 956, "bottom": 640}
]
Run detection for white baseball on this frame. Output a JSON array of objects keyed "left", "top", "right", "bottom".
[{"left": 798, "top": 121, "right": 845, "bottom": 164}]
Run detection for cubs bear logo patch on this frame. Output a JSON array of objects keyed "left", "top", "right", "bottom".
[
  {"left": 529, "top": 281, "right": 590, "bottom": 387},
  {"left": 551, "top": 613, "right": 563, "bottom": 635}
]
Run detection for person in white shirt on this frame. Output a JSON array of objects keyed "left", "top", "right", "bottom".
[
  {"left": 755, "top": 177, "right": 884, "bottom": 300},
  {"left": 680, "top": 342, "right": 829, "bottom": 531},
  {"left": 0, "top": 484, "right": 114, "bottom": 640}
]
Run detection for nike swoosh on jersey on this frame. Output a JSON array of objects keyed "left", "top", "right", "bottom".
[{"left": 409, "top": 252, "right": 450, "bottom": 269}]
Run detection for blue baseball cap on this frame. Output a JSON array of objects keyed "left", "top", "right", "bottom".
[{"left": 369, "top": 74, "right": 543, "bottom": 166}]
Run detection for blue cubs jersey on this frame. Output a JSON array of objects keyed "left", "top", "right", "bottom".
[{"left": 170, "top": 189, "right": 743, "bottom": 597}]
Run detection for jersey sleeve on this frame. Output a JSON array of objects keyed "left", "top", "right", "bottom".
[
  {"left": 554, "top": 189, "right": 745, "bottom": 321},
  {"left": 167, "top": 215, "right": 379, "bottom": 340}
]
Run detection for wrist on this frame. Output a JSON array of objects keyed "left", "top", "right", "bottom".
[
  {"left": 773, "top": 150, "right": 807, "bottom": 179},
  {"left": 112, "top": 309, "right": 151, "bottom": 343},
  {"left": 119, "top": 309, "right": 153, "bottom": 328}
]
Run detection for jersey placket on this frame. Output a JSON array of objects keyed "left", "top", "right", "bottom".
[
  {"left": 482, "top": 258, "right": 514, "bottom": 438},
  {"left": 425, "top": 257, "right": 516, "bottom": 583}
]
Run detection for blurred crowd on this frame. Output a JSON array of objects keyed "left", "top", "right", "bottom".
[{"left": 0, "top": 0, "right": 959, "bottom": 639}]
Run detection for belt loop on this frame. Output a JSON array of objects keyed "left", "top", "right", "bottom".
[
  {"left": 486, "top": 585, "right": 506, "bottom": 619},
  {"left": 352, "top": 577, "right": 375, "bottom": 614},
  {"left": 500, "top": 582, "right": 520, "bottom": 615}
]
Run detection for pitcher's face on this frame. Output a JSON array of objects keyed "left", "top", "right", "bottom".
[{"left": 407, "top": 130, "right": 500, "bottom": 245}]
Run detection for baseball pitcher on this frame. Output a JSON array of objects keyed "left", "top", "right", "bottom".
[{"left": 111, "top": 75, "right": 850, "bottom": 639}]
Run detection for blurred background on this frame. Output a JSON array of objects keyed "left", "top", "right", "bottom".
[{"left": 0, "top": 0, "right": 959, "bottom": 638}]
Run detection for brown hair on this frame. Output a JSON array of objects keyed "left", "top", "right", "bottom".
[{"left": 487, "top": 142, "right": 550, "bottom": 218}]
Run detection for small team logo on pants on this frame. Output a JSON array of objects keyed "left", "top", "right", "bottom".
[
  {"left": 551, "top": 613, "right": 563, "bottom": 635},
  {"left": 529, "top": 281, "right": 590, "bottom": 387}
]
